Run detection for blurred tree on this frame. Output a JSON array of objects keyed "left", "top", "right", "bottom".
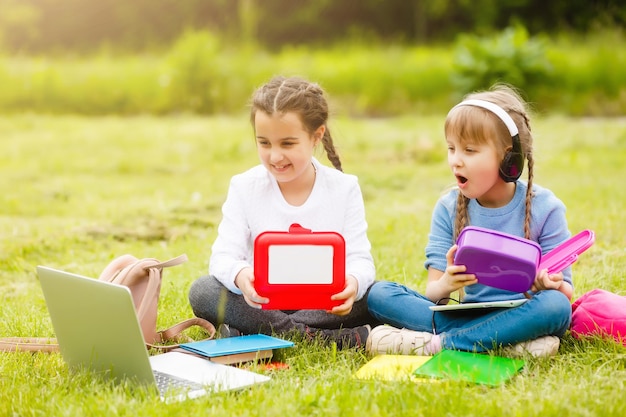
[
  {"left": 0, "top": 0, "right": 623, "bottom": 53},
  {"left": 3, "top": 0, "right": 239, "bottom": 52},
  {"left": 238, "top": 0, "right": 258, "bottom": 45},
  {"left": 0, "top": 0, "right": 41, "bottom": 50},
  {"left": 451, "top": 25, "right": 552, "bottom": 96}
]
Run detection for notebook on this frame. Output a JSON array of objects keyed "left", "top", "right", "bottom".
[
  {"left": 429, "top": 298, "right": 527, "bottom": 312},
  {"left": 353, "top": 355, "right": 432, "bottom": 381},
  {"left": 37, "top": 266, "right": 270, "bottom": 402},
  {"left": 180, "top": 334, "right": 294, "bottom": 359},
  {"left": 413, "top": 349, "right": 525, "bottom": 386}
]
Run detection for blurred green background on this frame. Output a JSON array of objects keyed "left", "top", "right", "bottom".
[
  {"left": 0, "top": 0, "right": 625, "bottom": 116},
  {"left": 1, "top": 5, "right": 625, "bottom": 416}
]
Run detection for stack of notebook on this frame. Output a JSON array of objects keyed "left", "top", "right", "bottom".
[{"left": 179, "top": 334, "right": 294, "bottom": 365}]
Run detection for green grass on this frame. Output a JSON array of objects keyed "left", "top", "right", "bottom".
[{"left": 1, "top": 114, "right": 625, "bottom": 416}]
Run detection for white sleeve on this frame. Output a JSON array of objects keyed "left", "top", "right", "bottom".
[
  {"left": 208, "top": 179, "right": 252, "bottom": 294},
  {"left": 342, "top": 179, "right": 375, "bottom": 300}
]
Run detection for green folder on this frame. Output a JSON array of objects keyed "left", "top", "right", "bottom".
[{"left": 413, "top": 349, "right": 525, "bottom": 386}]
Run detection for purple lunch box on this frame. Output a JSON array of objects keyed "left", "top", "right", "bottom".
[{"left": 454, "top": 226, "right": 595, "bottom": 293}]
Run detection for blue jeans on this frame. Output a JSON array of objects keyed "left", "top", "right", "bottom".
[{"left": 367, "top": 281, "right": 572, "bottom": 352}]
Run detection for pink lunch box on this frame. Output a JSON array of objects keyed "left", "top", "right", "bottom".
[{"left": 454, "top": 226, "right": 595, "bottom": 293}]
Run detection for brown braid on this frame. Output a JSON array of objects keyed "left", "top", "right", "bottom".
[
  {"left": 320, "top": 128, "right": 343, "bottom": 171},
  {"left": 249, "top": 75, "right": 343, "bottom": 171}
]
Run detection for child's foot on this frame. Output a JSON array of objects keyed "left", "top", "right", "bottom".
[
  {"left": 366, "top": 325, "right": 435, "bottom": 355},
  {"left": 502, "top": 335, "right": 560, "bottom": 357},
  {"left": 311, "top": 325, "right": 371, "bottom": 349}
]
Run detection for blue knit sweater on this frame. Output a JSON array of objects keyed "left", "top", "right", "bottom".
[{"left": 424, "top": 181, "right": 571, "bottom": 302}]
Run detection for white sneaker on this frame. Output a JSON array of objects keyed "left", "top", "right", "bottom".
[
  {"left": 502, "top": 335, "right": 560, "bottom": 358},
  {"left": 366, "top": 325, "right": 434, "bottom": 355}
]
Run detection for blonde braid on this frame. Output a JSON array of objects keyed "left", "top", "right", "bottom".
[
  {"left": 519, "top": 109, "right": 534, "bottom": 239},
  {"left": 523, "top": 148, "right": 535, "bottom": 240},
  {"left": 454, "top": 192, "right": 470, "bottom": 241},
  {"left": 454, "top": 191, "right": 470, "bottom": 301}
]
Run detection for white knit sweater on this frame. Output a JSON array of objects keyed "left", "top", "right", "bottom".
[{"left": 209, "top": 158, "right": 375, "bottom": 300}]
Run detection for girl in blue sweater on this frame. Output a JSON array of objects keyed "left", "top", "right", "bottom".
[{"left": 366, "top": 84, "right": 572, "bottom": 357}]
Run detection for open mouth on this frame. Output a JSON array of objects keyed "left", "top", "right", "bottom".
[{"left": 456, "top": 175, "right": 468, "bottom": 184}]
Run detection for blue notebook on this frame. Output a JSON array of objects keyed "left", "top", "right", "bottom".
[{"left": 180, "top": 334, "right": 294, "bottom": 358}]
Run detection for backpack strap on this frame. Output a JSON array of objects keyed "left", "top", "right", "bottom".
[
  {"left": 0, "top": 337, "right": 59, "bottom": 353},
  {"left": 0, "top": 316, "right": 216, "bottom": 353},
  {"left": 2, "top": 254, "right": 215, "bottom": 353},
  {"left": 146, "top": 317, "right": 217, "bottom": 352},
  {"left": 149, "top": 254, "right": 188, "bottom": 269}
]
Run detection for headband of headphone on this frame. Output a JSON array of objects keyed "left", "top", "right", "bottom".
[{"left": 451, "top": 99, "right": 524, "bottom": 182}]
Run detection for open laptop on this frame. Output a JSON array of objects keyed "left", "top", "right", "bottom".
[
  {"left": 429, "top": 299, "right": 527, "bottom": 312},
  {"left": 37, "top": 266, "right": 270, "bottom": 402}
]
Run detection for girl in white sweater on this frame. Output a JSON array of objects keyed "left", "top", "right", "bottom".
[{"left": 189, "top": 76, "right": 378, "bottom": 348}]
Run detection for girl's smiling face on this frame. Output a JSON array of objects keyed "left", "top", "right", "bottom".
[
  {"left": 254, "top": 111, "right": 323, "bottom": 187},
  {"left": 446, "top": 134, "right": 513, "bottom": 208}
]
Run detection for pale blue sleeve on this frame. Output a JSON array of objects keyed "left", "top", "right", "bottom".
[{"left": 424, "top": 193, "right": 456, "bottom": 273}]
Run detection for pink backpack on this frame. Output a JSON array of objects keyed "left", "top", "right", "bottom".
[{"left": 571, "top": 289, "right": 626, "bottom": 346}]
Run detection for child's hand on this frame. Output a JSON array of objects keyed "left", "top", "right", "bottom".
[
  {"left": 235, "top": 267, "right": 269, "bottom": 309},
  {"left": 440, "top": 244, "right": 478, "bottom": 292},
  {"left": 427, "top": 245, "right": 478, "bottom": 301},
  {"left": 329, "top": 275, "right": 358, "bottom": 316},
  {"left": 532, "top": 269, "right": 564, "bottom": 292}
]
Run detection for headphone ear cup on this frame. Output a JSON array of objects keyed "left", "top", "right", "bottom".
[{"left": 499, "top": 151, "right": 524, "bottom": 182}]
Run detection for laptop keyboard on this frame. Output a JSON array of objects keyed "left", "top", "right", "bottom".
[{"left": 153, "top": 370, "right": 205, "bottom": 395}]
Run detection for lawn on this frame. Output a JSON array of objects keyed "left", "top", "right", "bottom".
[{"left": 1, "top": 113, "right": 625, "bottom": 416}]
